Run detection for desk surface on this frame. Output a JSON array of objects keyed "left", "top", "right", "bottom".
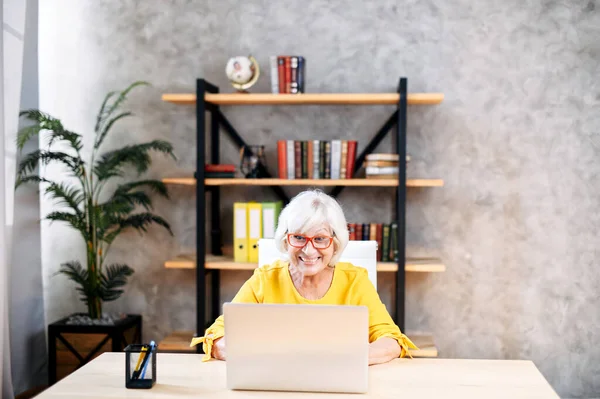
[{"left": 36, "top": 353, "right": 558, "bottom": 398}]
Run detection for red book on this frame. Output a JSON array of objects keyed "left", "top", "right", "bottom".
[
  {"left": 277, "top": 140, "right": 287, "bottom": 179},
  {"left": 277, "top": 57, "right": 285, "bottom": 94},
  {"left": 348, "top": 223, "right": 356, "bottom": 240},
  {"left": 284, "top": 57, "right": 291, "bottom": 94},
  {"left": 355, "top": 224, "right": 363, "bottom": 241},
  {"left": 294, "top": 141, "right": 302, "bottom": 179},
  {"left": 345, "top": 141, "right": 357, "bottom": 179},
  {"left": 205, "top": 164, "right": 235, "bottom": 172}
]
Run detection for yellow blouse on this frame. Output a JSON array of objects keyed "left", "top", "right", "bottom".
[{"left": 190, "top": 260, "right": 418, "bottom": 361}]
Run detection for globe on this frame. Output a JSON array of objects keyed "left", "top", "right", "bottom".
[{"left": 225, "top": 55, "right": 260, "bottom": 92}]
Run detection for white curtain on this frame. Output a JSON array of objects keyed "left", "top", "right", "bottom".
[
  {"left": 2, "top": 0, "right": 27, "bottom": 397},
  {"left": 0, "top": 3, "right": 14, "bottom": 398},
  {"left": 10, "top": 0, "right": 46, "bottom": 394}
]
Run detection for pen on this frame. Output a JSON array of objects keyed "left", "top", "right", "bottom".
[
  {"left": 131, "top": 344, "right": 149, "bottom": 380},
  {"left": 139, "top": 341, "right": 156, "bottom": 379}
]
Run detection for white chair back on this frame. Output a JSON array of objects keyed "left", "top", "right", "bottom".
[{"left": 257, "top": 238, "right": 378, "bottom": 290}]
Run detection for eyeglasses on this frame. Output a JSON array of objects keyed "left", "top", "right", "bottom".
[{"left": 287, "top": 233, "right": 334, "bottom": 249}]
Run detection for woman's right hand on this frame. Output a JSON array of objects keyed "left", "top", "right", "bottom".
[{"left": 212, "top": 336, "right": 226, "bottom": 360}]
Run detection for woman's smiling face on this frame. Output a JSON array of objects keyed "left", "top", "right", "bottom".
[{"left": 286, "top": 224, "right": 335, "bottom": 276}]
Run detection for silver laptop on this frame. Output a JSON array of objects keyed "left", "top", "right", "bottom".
[{"left": 224, "top": 303, "right": 369, "bottom": 393}]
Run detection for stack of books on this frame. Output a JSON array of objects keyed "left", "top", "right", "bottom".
[
  {"left": 277, "top": 140, "right": 357, "bottom": 179},
  {"left": 205, "top": 164, "right": 235, "bottom": 178},
  {"left": 364, "top": 154, "right": 410, "bottom": 179},
  {"left": 348, "top": 222, "right": 399, "bottom": 262},
  {"left": 270, "top": 56, "right": 305, "bottom": 94}
]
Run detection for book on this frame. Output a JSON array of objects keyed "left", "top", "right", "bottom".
[
  {"left": 381, "top": 224, "right": 390, "bottom": 262},
  {"left": 340, "top": 140, "right": 348, "bottom": 179},
  {"left": 346, "top": 141, "right": 357, "bottom": 179},
  {"left": 205, "top": 164, "right": 235, "bottom": 172},
  {"left": 277, "top": 57, "right": 285, "bottom": 94},
  {"left": 294, "top": 141, "right": 302, "bottom": 179},
  {"left": 290, "top": 56, "right": 299, "bottom": 94},
  {"left": 366, "top": 166, "right": 399, "bottom": 175},
  {"left": 297, "top": 56, "right": 305, "bottom": 93},
  {"left": 205, "top": 172, "right": 235, "bottom": 178},
  {"left": 270, "top": 56, "right": 279, "bottom": 94},
  {"left": 389, "top": 222, "right": 398, "bottom": 262},
  {"left": 277, "top": 141, "right": 286, "bottom": 179},
  {"left": 286, "top": 140, "right": 294, "bottom": 179},
  {"left": 376, "top": 223, "right": 383, "bottom": 261},
  {"left": 284, "top": 57, "right": 291, "bottom": 93}
]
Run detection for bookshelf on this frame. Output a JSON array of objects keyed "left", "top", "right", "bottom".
[
  {"left": 162, "top": 177, "right": 444, "bottom": 187},
  {"left": 162, "top": 92, "right": 444, "bottom": 106},
  {"left": 159, "top": 78, "right": 444, "bottom": 357},
  {"left": 164, "top": 253, "right": 446, "bottom": 273}
]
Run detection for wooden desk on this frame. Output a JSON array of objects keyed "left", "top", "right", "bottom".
[{"left": 35, "top": 353, "right": 558, "bottom": 398}]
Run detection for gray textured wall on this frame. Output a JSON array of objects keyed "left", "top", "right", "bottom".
[{"left": 38, "top": 1, "right": 599, "bottom": 397}]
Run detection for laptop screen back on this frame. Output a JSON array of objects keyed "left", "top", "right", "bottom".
[{"left": 224, "top": 303, "right": 369, "bottom": 393}]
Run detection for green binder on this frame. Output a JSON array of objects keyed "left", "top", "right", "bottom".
[{"left": 261, "top": 201, "right": 283, "bottom": 239}]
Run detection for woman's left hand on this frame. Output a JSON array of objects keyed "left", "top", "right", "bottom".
[
  {"left": 212, "top": 336, "right": 226, "bottom": 360},
  {"left": 368, "top": 337, "right": 401, "bottom": 366}
]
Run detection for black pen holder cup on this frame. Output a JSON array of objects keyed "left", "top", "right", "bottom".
[{"left": 125, "top": 344, "right": 157, "bottom": 389}]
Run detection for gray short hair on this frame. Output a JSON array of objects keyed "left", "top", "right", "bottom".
[{"left": 274, "top": 189, "right": 349, "bottom": 266}]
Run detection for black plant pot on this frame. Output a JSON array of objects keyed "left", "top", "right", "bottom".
[{"left": 47, "top": 313, "right": 142, "bottom": 385}]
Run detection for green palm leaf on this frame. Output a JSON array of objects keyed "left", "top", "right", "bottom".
[
  {"left": 94, "top": 81, "right": 149, "bottom": 146},
  {"left": 15, "top": 174, "right": 51, "bottom": 188},
  {"left": 45, "top": 182, "right": 84, "bottom": 213},
  {"left": 56, "top": 261, "right": 93, "bottom": 305},
  {"left": 102, "top": 227, "right": 123, "bottom": 246},
  {"left": 18, "top": 110, "right": 83, "bottom": 152},
  {"left": 103, "top": 81, "right": 149, "bottom": 119},
  {"left": 117, "top": 212, "right": 173, "bottom": 235},
  {"left": 94, "top": 91, "right": 118, "bottom": 133},
  {"left": 17, "top": 150, "right": 85, "bottom": 178},
  {"left": 99, "top": 264, "right": 134, "bottom": 302},
  {"left": 113, "top": 179, "right": 169, "bottom": 199},
  {"left": 94, "top": 191, "right": 153, "bottom": 241},
  {"left": 100, "top": 179, "right": 170, "bottom": 218},
  {"left": 94, "top": 112, "right": 132, "bottom": 150},
  {"left": 111, "top": 191, "right": 153, "bottom": 211},
  {"left": 16, "top": 124, "right": 43, "bottom": 149},
  {"left": 45, "top": 211, "right": 87, "bottom": 237},
  {"left": 93, "top": 140, "right": 174, "bottom": 181}
]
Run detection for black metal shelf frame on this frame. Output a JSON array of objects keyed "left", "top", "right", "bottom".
[{"left": 193, "top": 77, "right": 409, "bottom": 353}]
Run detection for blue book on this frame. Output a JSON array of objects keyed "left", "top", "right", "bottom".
[{"left": 297, "top": 56, "right": 305, "bottom": 93}]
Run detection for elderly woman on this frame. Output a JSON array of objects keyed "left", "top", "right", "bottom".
[{"left": 191, "top": 189, "right": 417, "bottom": 365}]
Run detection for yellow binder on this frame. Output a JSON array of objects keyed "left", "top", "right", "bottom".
[
  {"left": 233, "top": 202, "right": 249, "bottom": 263},
  {"left": 247, "top": 202, "right": 263, "bottom": 264}
]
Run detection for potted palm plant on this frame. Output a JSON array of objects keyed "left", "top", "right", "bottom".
[{"left": 16, "top": 81, "right": 175, "bottom": 383}]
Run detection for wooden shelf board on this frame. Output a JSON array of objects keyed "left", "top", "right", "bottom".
[
  {"left": 158, "top": 330, "right": 195, "bottom": 353},
  {"left": 162, "top": 93, "right": 444, "bottom": 106},
  {"left": 162, "top": 177, "right": 444, "bottom": 187},
  {"left": 382, "top": 259, "right": 446, "bottom": 273},
  {"left": 161, "top": 177, "right": 197, "bottom": 186},
  {"left": 158, "top": 330, "right": 437, "bottom": 357},
  {"left": 165, "top": 254, "right": 444, "bottom": 273}
]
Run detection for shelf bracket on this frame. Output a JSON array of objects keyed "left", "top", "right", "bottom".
[{"left": 217, "top": 109, "right": 290, "bottom": 203}]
